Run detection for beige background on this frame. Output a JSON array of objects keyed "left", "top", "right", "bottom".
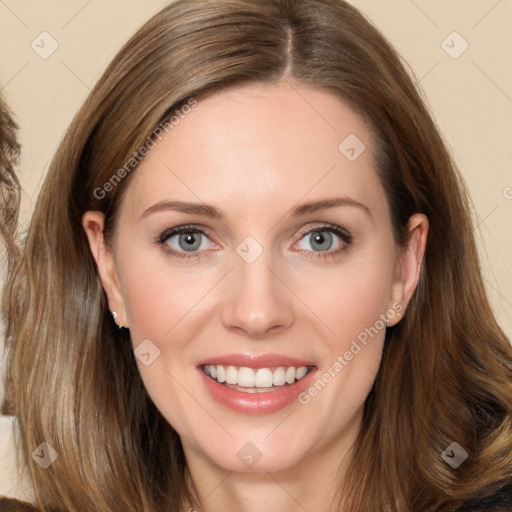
[{"left": 0, "top": 0, "right": 511, "bottom": 500}]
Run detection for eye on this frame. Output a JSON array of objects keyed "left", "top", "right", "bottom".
[
  {"left": 294, "top": 225, "right": 352, "bottom": 255},
  {"left": 157, "top": 223, "right": 352, "bottom": 260},
  {"left": 158, "top": 225, "right": 216, "bottom": 258}
]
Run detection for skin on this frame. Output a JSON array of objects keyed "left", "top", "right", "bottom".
[{"left": 83, "top": 81, "right": 428, "bottom": 512}]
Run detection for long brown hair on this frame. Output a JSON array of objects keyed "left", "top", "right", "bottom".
[
  {"left": 0, "top": 93, "right": 20, "bottom": 281},
  {"left": 2, "top": 1, "right": 511, "bottom": 510}
]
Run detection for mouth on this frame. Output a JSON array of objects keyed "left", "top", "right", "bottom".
[
  {"left": 198, "top": 355, "right": 318, "bottom": 415},
  {"left": 202, "top": 364, "right": 314, "bottom": 394}
]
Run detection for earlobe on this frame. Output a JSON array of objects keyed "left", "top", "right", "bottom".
[
  {"left": 82, "top": 211, "right": 129, "bottom": 328},
  {"left": 388, "top": 213, "right": 429, "bottom": 325}
]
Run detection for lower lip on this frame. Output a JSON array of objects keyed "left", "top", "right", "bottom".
[{"left": 199, "top": 368, "right": 317, "bottom": 415}]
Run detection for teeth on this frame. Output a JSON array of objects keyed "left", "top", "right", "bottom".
[
  {"left": 296, "top": 366, "right": 308, "bottom": 380},
  {"left": 225, "top": 365, "right": 238, "bottom": 385},
  {"left": 273, "top": 367, "right": 286, "bottom": 386},
  {"left": 203, "top": 364, "right": 310, "bottom": 388},
  {"left": 238, "top": 367, "right": 255, "bottom": 387},
  {"left": 255, "top": 368, "right": 273, "bottom": 388}
]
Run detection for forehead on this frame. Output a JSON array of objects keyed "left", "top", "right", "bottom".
[{"left": 122, "top": 82, "right": 388, "bottom": 222}]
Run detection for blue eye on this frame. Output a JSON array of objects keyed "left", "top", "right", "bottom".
[
  {"left": 157, "top": 223, "right": 352, "bottom": 261},
  {"left": 295, "top": 225, "right": 352, "bottom": 256},
  {"left": 159, "top": 225, "right": 214, "bottom": 258}
]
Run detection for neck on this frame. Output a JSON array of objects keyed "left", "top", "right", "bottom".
[{"left": 181, "top": 411, "right": 361, "bottom": 512}]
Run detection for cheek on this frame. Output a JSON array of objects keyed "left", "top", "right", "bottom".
[
  {"left": 291, "top": 258, "right": 394, "bottom": 443},
  {"left": 295, "top": 247, "right": 396, "bottom": 348},
  {"left": 115, "top": 249, "right": 224, "bottom": 420},
  {"left": 115, "top": 251, "right": 213, "bottom": 433},
  {"left": 117, "top": 246, "right": 218, "bottom": 343}
]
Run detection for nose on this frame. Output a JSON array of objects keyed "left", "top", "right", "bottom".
[{"left": 220, "top": 250, "right": 295, "bottom": 339}]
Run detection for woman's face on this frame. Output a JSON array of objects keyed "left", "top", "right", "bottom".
[{"left": 84, "top": 82, "right": 427, "bottom": 476}]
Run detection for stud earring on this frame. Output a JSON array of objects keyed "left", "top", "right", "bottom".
[{"left": 111, "top": 311, "right": 127, "bottom": 329}]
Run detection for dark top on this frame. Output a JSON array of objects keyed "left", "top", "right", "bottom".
[
  {"left": 456, "top": 482, "right": 512, "bottom": 511},
  {"left": 0, "top": 498, "right": 37, "bottom": 511},
  {"left": 1, "top": 483, "right": 511, "bottom": 511}
]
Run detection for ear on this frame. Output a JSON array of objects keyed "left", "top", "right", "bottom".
[
  {"left": 387, "top": 213, "right": 429, "bottom": 325},
  {"left": 82, "top": 211, "right": 128, "bottom": 328}
]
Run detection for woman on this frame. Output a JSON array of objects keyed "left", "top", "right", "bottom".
[{"left": 1, "top": 0, "right": 511, "bottom": 510}]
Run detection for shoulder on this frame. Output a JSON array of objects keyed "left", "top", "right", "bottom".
[
  {"left": 0, "top": 497, "right": 38, "bottom": 511},
  {"left": 457, "top": 481, "right": 512, "bottom": 512}
]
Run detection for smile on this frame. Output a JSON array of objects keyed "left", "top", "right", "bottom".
[
  {"left": 202, "top": 364, "right": 312, "bottom": 393},
  {"left": 198, "top": 355, "right": 318, "bottom": 414}
]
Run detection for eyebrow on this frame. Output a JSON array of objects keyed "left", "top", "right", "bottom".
[{"left": 141, "top": 197, "right": 371, "bottom": 220}]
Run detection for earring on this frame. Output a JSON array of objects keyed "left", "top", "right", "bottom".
[
  {"left": 397, "top": 313, "right": 402, "bottom": 318},
  {"left": 111, "top": 311, "right": 127, "bottom": 329}
]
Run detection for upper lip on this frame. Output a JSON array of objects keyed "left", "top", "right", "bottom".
[{"left": 197, "top": 353, "right": 316, "bottom": 369}]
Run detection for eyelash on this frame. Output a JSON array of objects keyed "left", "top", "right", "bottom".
[{"left": 157, "top": 223, "right": 352, "bottom": 261}]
